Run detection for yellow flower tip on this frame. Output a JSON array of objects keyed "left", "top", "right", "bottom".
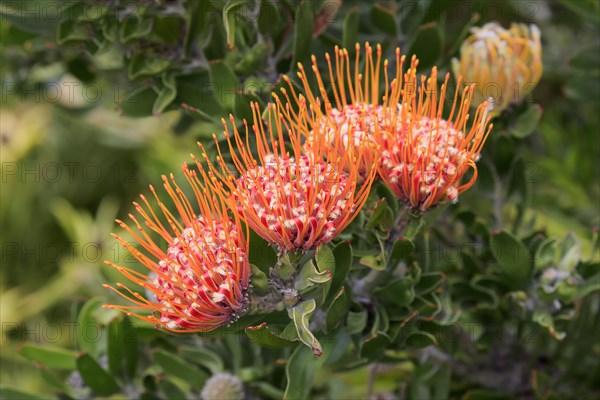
[
  {"left": 311, "top": 54, "right": 316, "bottom": 63},
  {"left": 355, "top": 42, "right": 360, "bottom": 51},
  {"left": 454, "top": 22, "right": 542, "bottom": 114},
  {"left": 325, "top": 52, "right": 330, "bottom": 60},
  {"left": 297, "top": 62, "right": 304, "bottom": 70}
]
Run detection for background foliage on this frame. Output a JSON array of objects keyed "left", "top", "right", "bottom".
[{"left": 1, "top": 0, "right": 599, "bottom": 399}]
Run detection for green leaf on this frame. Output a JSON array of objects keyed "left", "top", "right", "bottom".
[
  {"left": 359, "top": 253, "right": 386, "bottom": 270},
  {"left": 153, "top": 15, "right": 184, "bottom": 45},
  {"left": 128, "top": 54, "right": 170, "bottom": 80},
  {"left": 570, "top": 45, "right": 600, "bottom": 73},
  {"left": 153, "top": 350, "right": 209, "bottom": 389},
  {"left": 248, "top": 229, "right": 279, "bottom": 273},
  {"left": 223, "top": 0, "right": 246, "bottom": 49},
  {"left": 289, "top": 299, "right": 322, "bottom": 356},
  {"left": 366, "top": 200, "right": 394, "bottom": 230},
  {"left": 360, "top": 333, "right": 391, "bottom": 359},
  {"left": 326, "top": 287, "right": 349, "bottom": 332},
  {"left": 295, "top": 260, "right": 332, "bottom": 293},
  {"left": 245, "top": 322, "right": 299, "bottom": 348},
  {"left": 491, "top": 230, "right": 534, "bottom": 290},
  {"left": 316, "top": 243, "right": 336, "bottom": 299},
  {"left": 346, "top": 309, "right": 368, "bottom": 334},
  {"left": 258, "top": 0, "right": 281, "bottom": 35},
  {"left": 284, "top": 339, "right": 332, "bottom": 400},
  {"left": 255, "top": 381, "right": 285, "bottom": 400},
  {"left": 375, "top": 277, "right": 415, "bottom": 307},
  {"left": 535, "top": 238, "right": 557, "bottom": 271},
  {"left": 509, "top": 104, "right": 543, "bottom": 139},
  {"left": 77, "top": 353, "right": 120, "bottom": 396},
  {"left": 342, "top": 7, "right": 359, "bottom": 51},
  {"left": 462, "top": 389, "right": 513, "bottom": 400},
  {"left": 406, "top": 331, "right": 438, "bottom": 348},
  {"left": 555, "top": 0, "right": 600, "bottom": 24},
  {"left": 57, "top": 21, "right": 88, "bottom": 44},
  {"left": 120, "top": 17, "right": 153, "bottom": 43},
  {"left": 152, "top": 74, "right": 177, "bottom": 115},
  {"left": 77, "top": 297, "right": 103, "bottom": 357},
  {"left": 176, "top": 71, "right": 226, "bottom": 122},
  {"left": 179, "top": 346, "right": 225, "bottom": 373},
  {"left": 19, "top": 344, "right": 77, "bottom": 370},
  {"left": 120, "top": 85, "right": 158, "bottom": 117},
  {"left": 404, "top": 215, "right": 425, "bottom": 240},
  {"left": 377, "top": 182, "right": 400, "bottom": 217},
  {"left": 370, "top": 4, "right": 397, "bottom": 36},
  {"left": 415, "top": 272, "right": 446, "bottom": 295},
  {"left": 408, "top": 23, "right": 443, "bottom": 69},
  {"left": 292, "top": 0, "right": 314, "bottom": 68},
  {"left": 249, "top": 263, "right": 269, "bottom": 295},
  {"left": 389, "top": 237, "right": 415, "bottom": 267},
  {"left": 324, "top": 241, "right": 352, "bottom": 306},
  {"left": 234, "top": 91, "right": 261, "bottom": 123},
  {"left": 159, "top": 379, "right": 187, "bottom": 400},
  {"left": 0, "top": 387, "right": 47, "bottom": 400},
  {"left": 209, "top": 60, "right": 239, "bottom": 112},
  {"left": 533, "top": 310, "right": 566, "bottom": 340}
]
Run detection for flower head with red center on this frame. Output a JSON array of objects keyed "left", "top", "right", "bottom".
[
  {"left": 377, "top": 66, "right": 493, "bottom": 212},
  {"left": 279, "top": 42, "right": 414, "bottom": 180},
  {"left": 103, "top": 166, "right": 250, "bottom": 332},
  {"left": 200, "top": 99, "right": 377, "bottom": 252}
]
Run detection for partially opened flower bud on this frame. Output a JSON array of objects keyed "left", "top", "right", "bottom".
[
  {"left": 376, "top": 67, "right": 493, "bottom": 212},
  {"left": 200, "top": 101, "right": 377, "bottom": 252},
  {"left": 104, "top": 167, "right": 250, "bottom": 332},
  {"left": 452, "top": 22, "right": 542, "bottom": 114}
]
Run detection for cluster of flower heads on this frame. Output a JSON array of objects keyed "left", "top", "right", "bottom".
[
  {"left": 105, "top": 38, "right": 501, "bottom": 331},
  {"left": 290, "top": 42, "right": 493, "bottom": 212}
]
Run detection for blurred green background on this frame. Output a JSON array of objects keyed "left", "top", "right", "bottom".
[{"left": 1, "top": 0, "right": 599, "bottom": 397}]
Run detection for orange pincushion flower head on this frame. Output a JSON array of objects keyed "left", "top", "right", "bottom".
[
  {"left": 377, "top": 66, "right": 493, "bottom": 213},
  {"left": 280, "top": 42, "right": 418, "bottom": 179},
  {"left": 200, "top": 99, "right": 378, "bottom": 252},
  {"left": 103, "top": 166, "right": 250, "bottom": 333}
]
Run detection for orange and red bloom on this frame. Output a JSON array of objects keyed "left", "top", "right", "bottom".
[
  {"left": 377, "top": 68, "right": 492, "bottom": 212},
  {"left": 288, "top": 42, "right": 492, "bottom": 212},
  {"left": 104, "top": 169, "right": 250, "bottom": 332},
  {"left": 201, "top": 100, "right": 378, "bottom": 251},
  {"left": 105, "top": 41, "right": 496, "bottom": 327}
]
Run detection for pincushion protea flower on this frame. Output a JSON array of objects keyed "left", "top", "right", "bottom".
[
  {"left": 282, "top": 42, "right": 413, "bottom": 180},
  {"left": 377, "top": 67, "right": 493, "bottom": 212},
  {"left": 452, "top": 22, "right": 542, "bottom": 114},
  {"left": 200, "top": 100, "right": 377, "bottom": 252},
  {"left": 103, "top": 168, "right": 250, "bottom": 332}
]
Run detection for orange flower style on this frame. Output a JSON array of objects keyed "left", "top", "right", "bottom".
[
  {"left": 200, "top": 100, "right": 378, "bottom": 251},
  {"left": 282, "top": 42, "right": 416, "bottom": 180},
  {"left": 104, "top": 168, "right": 250, "bottom": 332},
  {"left": 377, "top": 67, "right": 493, "bottom": 212}
]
